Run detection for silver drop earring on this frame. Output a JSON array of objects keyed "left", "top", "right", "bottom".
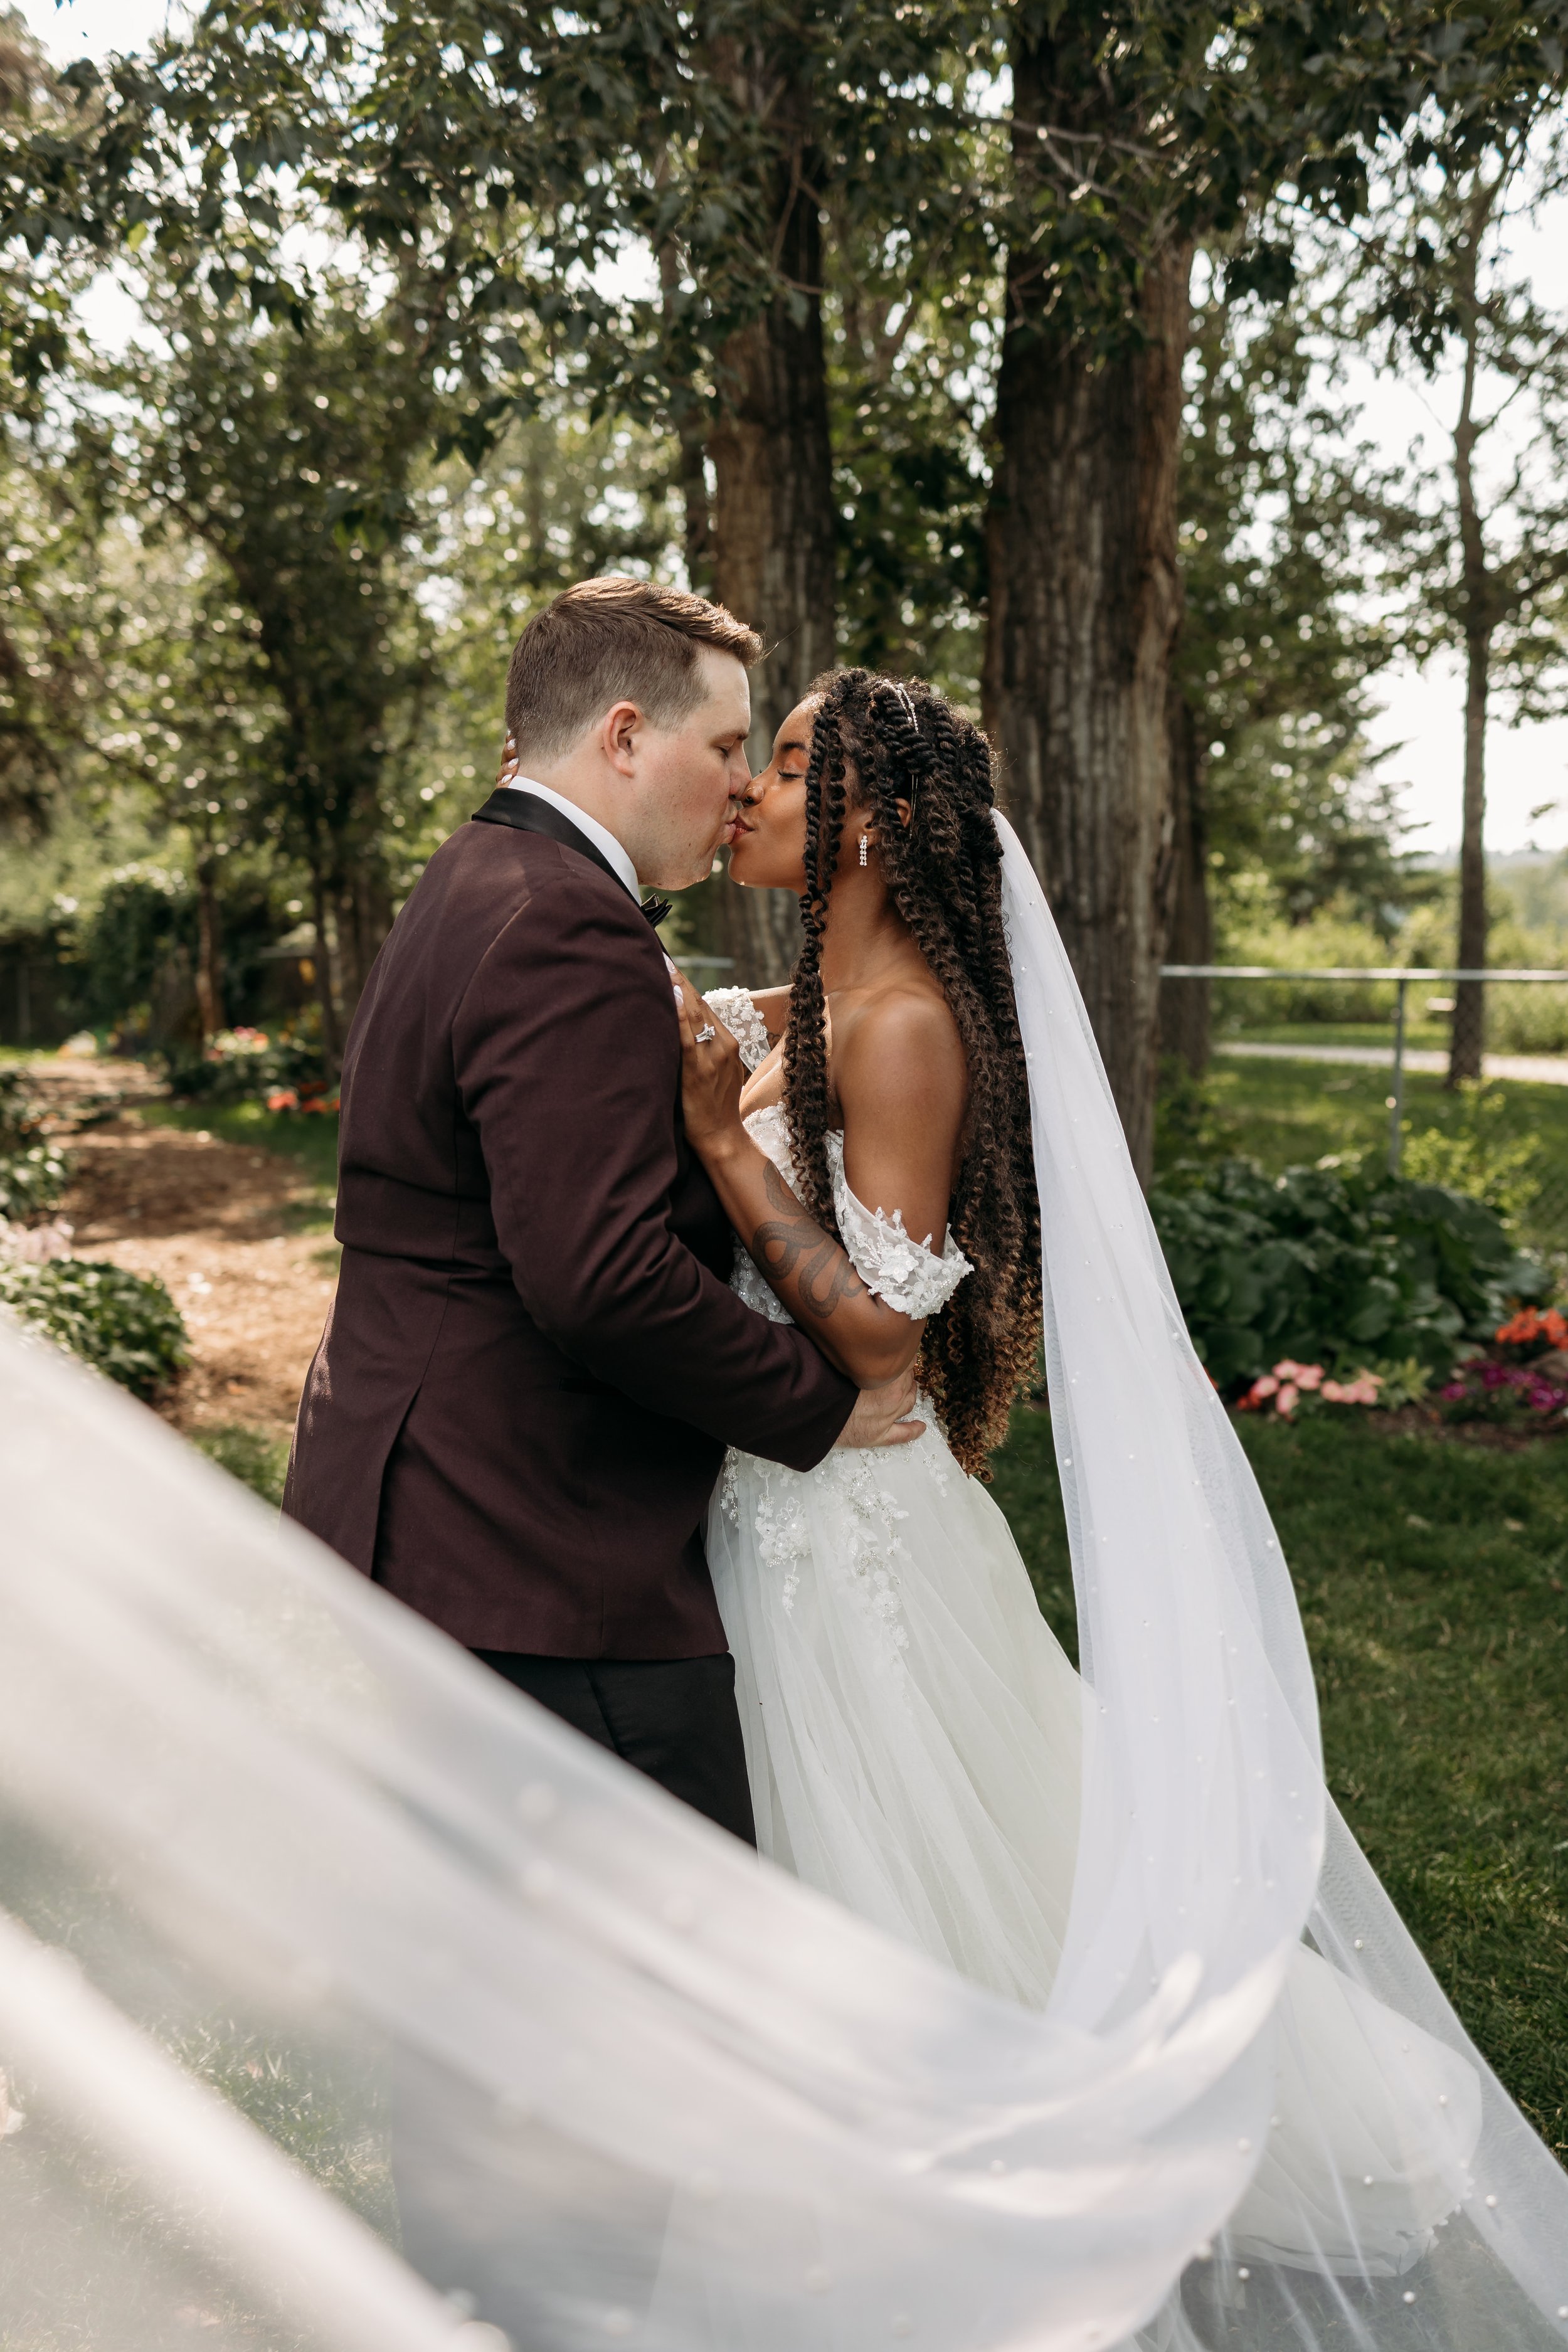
[{"left": 858, "top": 833, "right": 869, "bottom": 867}]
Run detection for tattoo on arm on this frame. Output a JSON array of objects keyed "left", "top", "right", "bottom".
[{"left": 748, "top": 1158, "right": 871, "bottom": 1322}]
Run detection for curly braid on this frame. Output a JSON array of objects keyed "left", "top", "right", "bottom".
[{"left": 782, "top": 669, "right": 1042, "bottom": 1477}]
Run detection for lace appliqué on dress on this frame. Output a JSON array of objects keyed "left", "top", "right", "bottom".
[
  {"left": 825, "top": 1134, "right": 972, "bottom": 1319},
  {"left": 724, "top": 1449, "right": 914, "bottom": 1685},
  {"left": 703, "top": 987, "right": 772, "bottom": 1074}
]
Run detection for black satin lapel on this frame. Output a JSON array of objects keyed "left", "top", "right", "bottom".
[{"left": 470, "top": 790, "right": 663, "bottom": 921}]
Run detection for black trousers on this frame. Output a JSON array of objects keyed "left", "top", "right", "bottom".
[{"left": 473, "top": 1650, "right": 757, "bottom": 1847}]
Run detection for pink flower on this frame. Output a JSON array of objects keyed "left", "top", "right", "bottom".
[
  {"left": 1252, "top": 1374, "right": 1279, "bottom": 1399},
  {"left": 1271, "top": 1359, "right": 1324, "bottom": 1391},
  {"left": 266, "top": 1088, "right": 298, "bottom": 1113},
  {"left": 1275, "top": 1383, "right": 1300, "bottom": 1416}
]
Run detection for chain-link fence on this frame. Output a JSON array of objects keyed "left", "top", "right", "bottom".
[{"left": 1163, "top": 963, "right": 1568, "bottom": 1264}]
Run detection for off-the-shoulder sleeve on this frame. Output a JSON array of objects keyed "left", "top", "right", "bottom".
[
  {"left": 825, "top": 1135, "right": 972, "bottom": 1318},
  {"left": 704, "top": 985, "right": 773, "bottom": 1073}
]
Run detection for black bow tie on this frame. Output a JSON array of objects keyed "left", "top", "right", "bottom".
[{"left": 641, "top": 894, "right": 672, "bottom": 928}]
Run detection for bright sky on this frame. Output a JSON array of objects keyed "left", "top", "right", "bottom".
[{"left": 21, "top": 0, "right": 1568, "bottom": 858}]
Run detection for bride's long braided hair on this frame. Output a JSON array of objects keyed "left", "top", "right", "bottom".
[{"left": 783, "top": 668, "right": 1041, "bottom": 1476}]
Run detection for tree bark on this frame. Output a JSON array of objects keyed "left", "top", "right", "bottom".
[
  {"left": 334, "top": 857, "right": 395, "bottom": 1023},
  {"left": 985, "top": 199, "right": 1191, "bottom": 1183},
  {"left": 1448, "top": 190, "right": 1493, "bottom": 1089},
  {"left": 1450, "top": 626, "right": 1490, "bottom": 1084},
  {"left": 193, "top": 849, "right": 226, "bottom": 1041},
  {"left": 309, "top": 867, "right": 342, "bottom": 1077},
  {"left": 706, "top": 30, "right": 835, "bottom": 988},
  {"left": 1158, "top": 687, "right": 1213, "bottom": 1078}
]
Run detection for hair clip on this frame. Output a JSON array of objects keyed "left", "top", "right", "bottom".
[{"left": 890, "top": 682, "right": 919, "bottom": 734}]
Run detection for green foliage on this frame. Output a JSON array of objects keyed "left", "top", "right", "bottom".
[
  {"left": 1401, "top": 1084, "right": 1547, "bottom": 1224},
  {"left": 1212, "top": 899, "right": 1408, "bottom": 1022},
  {"left": 162, "top": 1020, "right": 328, "bottom": 1107},
  {"left": 1149, "top": 1157, "right": 1547, "bottom": 1391},
  {"left": 0, "top": 1255, "right": 188, "bottom": 1397},
  {"left": 0, "top": 1136, "right": 70, "bottom": 1222},
  {"left": 1177, "top": 294, "right": 1414, "bottom": 935},
  {"left": 68, "top": 861, "right": 196, "bottom": 1036},
  {"left": 0, "top": 1059, "right": 40, "bottom": 1149},
  {"left": 0, "top": 1062, "right": 70, "bottom": 1220},
  {"left": 191, "top": 1421, "right": 290, "bottom": 1510}
]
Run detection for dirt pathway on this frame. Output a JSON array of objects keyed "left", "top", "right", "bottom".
[{"left": 33, "top": 1059, "right": 337, "bottom": 1439}]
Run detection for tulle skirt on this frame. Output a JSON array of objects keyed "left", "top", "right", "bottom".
[{"left": 709, "top": 1422, "right": 1486, "bottom": 2293}]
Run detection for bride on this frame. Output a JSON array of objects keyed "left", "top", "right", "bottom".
[
  {"left": 679, "top": 670, "right": 1078, "bottom": 2001},
  {"left": 671, "top": 667, "right": 1552, "bottom": 2319}
]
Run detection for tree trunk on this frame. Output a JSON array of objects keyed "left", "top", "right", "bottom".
[
  {"left": 1448, "top": 191, "right": 1492, "bottom": 1089},
  {"left": 706, "top": 31, "right": 835, "bottom": 988},
  {"left": 985, "top": 219, "right": 1191, "bottom": 1183},
  {"left": 309, "top": 867, "right": 342, "bottom": 1077},
  {"left": 334, "top": 857, "right": 395, "bottom": 1025},
  {"left": 194, "top": 851, "right": 226, "bottom": 1041},
  {"left": 1450, "top": 626, "right": 1490, "bottom": 1084},
  {"left": 1158, "top": 687, "right": 1213, "bottom": 1078}
]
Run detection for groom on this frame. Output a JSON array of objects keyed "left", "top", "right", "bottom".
[{"left": 284, "top": 576, "right": 919, "bottom": 1845}]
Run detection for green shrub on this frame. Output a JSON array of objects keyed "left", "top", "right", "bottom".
[
  {"left": 1212, "top": 908, "right": 1401, "bottom": 1026},
  {"left": 1401, "top": 1086, "right": 1545, "bottom": 1224},
  {"left": 1150, "top": 1157, "right": 1549, "bottom": 1392},
  {"left": 0, "top": 1139, "right": 71, "bottom": 1224},
  {"left": 1486, "top": 981, "right": 1568, "bottom": 1057},
  {"left": 0, "top": 1258, "right": 189, "bottom": 1398},
  {"left": 0, "top": 1066, "right": 42, "bottom": 1152},
  {"left": 163, "top": 1020, "right": 329, "bottom": 1108}
]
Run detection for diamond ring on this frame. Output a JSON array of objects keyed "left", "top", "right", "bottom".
[{"left": 694, "top": 1024, "right": 717, "bottom": 1045}]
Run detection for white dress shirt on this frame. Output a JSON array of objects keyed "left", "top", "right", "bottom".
[{"left": 505, "top": 776, "right": 641, "bottom": 905}]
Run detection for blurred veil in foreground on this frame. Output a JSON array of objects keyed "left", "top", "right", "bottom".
[{"left": 3, "top": 830, "right": 1567, "bottom": 2352}]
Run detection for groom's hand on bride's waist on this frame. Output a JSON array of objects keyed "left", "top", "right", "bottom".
[{"left": 834, "top": 1367, "right": 925, "bottom": 1450}]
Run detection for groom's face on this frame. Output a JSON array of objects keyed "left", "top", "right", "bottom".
[{"left": 630, "top": 647, "right": 753, "bottom": 888}]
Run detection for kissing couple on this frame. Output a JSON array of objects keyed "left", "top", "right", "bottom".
[{"left": 282, "top": 573, "right": 1557, "bottom": 2334}]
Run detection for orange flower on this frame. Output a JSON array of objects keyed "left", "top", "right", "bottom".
[{"left": 1496, "top": 1306, "right": 1568, "bottom": 1348}]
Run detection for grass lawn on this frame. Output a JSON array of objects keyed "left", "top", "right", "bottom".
[
  {"left": 1224, "top": 1018, "right": 1455, "bottom": 1053},
  {"left": 990, "top": 1406, "right": 1568, "bottom": 2159},
  {"left": 1158, "top": 1052, "right": 1568, "bottom": 1177}
]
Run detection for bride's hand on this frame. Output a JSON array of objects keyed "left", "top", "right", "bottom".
[{"left": 670, "top": 966, "right": 746, "bottom": 1158}]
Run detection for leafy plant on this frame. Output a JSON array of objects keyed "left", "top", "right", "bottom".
[
  {"left": 0, "top": 1067, "right": 43, "bottom": 1152},
  {"left": 1438, "top": 1358, "right": 1568, "bottom": 1428},
  {"left": 0, "top": 1140, "right": 71, "bottom": 1224},
  {"left": 1150, "top": 1156, "right": 1548, "bottom": 1392},
  {"left": 163, "top": 1022, "right": 329, "bottom": 1108},
  {"left": 0, "top": 1258, "right": 188, "bottom": 1398},
  {"left": 1401, "top": 1086, "right": 1545, "bottom": 1224}
]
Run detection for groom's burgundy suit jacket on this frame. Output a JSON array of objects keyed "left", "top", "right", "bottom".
[{"left": 283, "top": 791, "right": 854, "bottom": 1658}]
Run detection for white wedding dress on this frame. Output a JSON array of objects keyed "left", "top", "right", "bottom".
[{"left": 703, "top": 986, "right": 1481, "bottom": 2285}]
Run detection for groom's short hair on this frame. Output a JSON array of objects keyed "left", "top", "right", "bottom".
[{"left": 506, "top": 576, "right": 762, "bottom": 763}]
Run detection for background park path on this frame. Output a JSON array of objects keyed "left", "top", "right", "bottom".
[{"left": 36, "top": 1056, "right": 336, "bottom": 1441}]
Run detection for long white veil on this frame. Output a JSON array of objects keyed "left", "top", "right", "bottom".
[{"left": 0, "top": 816, "right": 1563, "bottom": 2349}]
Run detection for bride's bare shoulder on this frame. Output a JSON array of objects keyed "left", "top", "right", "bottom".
[{"left": 836, "top": 984, "right": 967, "bottom": 1126}]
